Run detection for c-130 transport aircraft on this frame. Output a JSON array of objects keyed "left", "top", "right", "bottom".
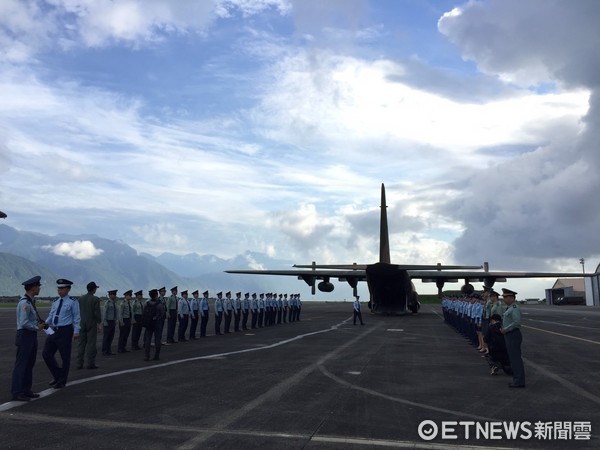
[{"left": 227, "top": 184, "right": 586, "bottom": 315}]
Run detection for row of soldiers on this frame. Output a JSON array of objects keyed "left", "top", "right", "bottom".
[
  {"left": 441, "top": 287, "right": 526, "bottom": 388},
  {"left": 90, "top": 285, "right": 303, "bottom": 363}
]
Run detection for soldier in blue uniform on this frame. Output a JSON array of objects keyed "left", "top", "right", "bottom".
[
  {"left": 214, "top": 292, "right": 224, "bottom": 335},
  {"left": 501, "top": 288, "right": 526, "bottom": 388},
  {"left": 166, "top": 286, "right": 179, "bottom": 344},
  {"left": 224, "top": 291, "right": 233, "bottom": 333},
  {"left": 234, "top": 292, "right": 242, "bottom": 332},
  {"left": 353, "top": 296, "right": 365, "bottom": 325},
  {"left": 177, "top": 290, "right": 191, "bottom": 341},
  {"left": 11, "top": 275, "right": 44, "bottom": 402},
  {"left": 200, "top": 290, "right": 210, "bottom": 337},
  {"left": 102, "top": 289, "right": 119, "bottom": 355},
  {"left": 250, "top": 293, "right": 258, "bottom": 329},
  {"left": 189, "top": 290, "right": 200, "bottom": 339},
  {"left": 43, "top": 279, "right": 81, "bottom": 389},
  {"left": 241, "top": 293, "right": 250, "bottom": 330}
]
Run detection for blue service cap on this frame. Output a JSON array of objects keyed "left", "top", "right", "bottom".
[
  {"left": 22, "top": 275, "right": 42, "bottom": 287},
  {"left": 57, "top": 279, "right": 73, "bottom": 288}
]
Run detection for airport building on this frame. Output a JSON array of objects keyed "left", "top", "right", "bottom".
[
  {"left": 584, "top": 262, "right": 600, "bottom": 307},
  {"left": 546, "top": 263, "right": 600, "bottom": 306}
]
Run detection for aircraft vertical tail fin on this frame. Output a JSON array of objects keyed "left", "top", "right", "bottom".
[{"left": 379, "top": 183, "right": 391, "bottom": 264}]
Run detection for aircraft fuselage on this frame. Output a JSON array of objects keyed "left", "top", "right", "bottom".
[{"left": 366, "top": 262, "right": 419, "bottom": 315}]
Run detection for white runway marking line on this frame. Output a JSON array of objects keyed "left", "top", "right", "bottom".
[
  {"left": 525, "top": 318, "right": 599, "bottom": 331},
  {"left": 176, "top": 319, "right": 379, "bottom": 449},
  {"left": 0, "top": 316, "right": 356, "bottom": 412},
  {"left": 523, "top": 324, "right": 600, "bottom": 345},
  {"left": 0, "top": 412, "right": 517, "bottom": 449}
]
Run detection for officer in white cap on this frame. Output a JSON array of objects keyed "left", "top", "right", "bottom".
[{"left": 43, "top": 279, "right": 81, "bottom": 389}]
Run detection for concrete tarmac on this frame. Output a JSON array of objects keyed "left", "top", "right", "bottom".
[{"left": 0, "top": 302, "right": 598, "bottom": 449}]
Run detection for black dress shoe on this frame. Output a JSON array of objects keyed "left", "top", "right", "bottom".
[
  {"left": 53, "top": 383, "right": 66, "bottom": 389},
  {"left": 153, "top": 356, "right": 160, "bottom": 361},
  {"left": 24, "top": 391, "right": 40, "bottom": 398},
  {"left": 12, "top": 394, "right": 30, "bottom": 402},
  {"left": 143, "top": 357, "right": 150, "bottom": 361},
  {"left": 76, "top": 365, "right": 83, "bottom": 370},
  {"left": 86, "top": 364, "right": 99, "bottom": 369},
  {"left": 508, "top": 383, "right": 525, "bottom": 388},
  {"left": 49, "top": 380, "right": 58, "bottom": 387}
]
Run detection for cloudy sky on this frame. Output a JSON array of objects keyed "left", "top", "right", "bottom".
[{"left": 1, "top": 0, "right": 598, "bottom": 298}]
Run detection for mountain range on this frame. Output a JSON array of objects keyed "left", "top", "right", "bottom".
[{"left": 0, "top": 224, "right": 301, "bottom": 297}]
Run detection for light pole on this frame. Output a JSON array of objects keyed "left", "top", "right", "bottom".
[{"left": 579, "top": 258, "right": 585, "bottom": 275}]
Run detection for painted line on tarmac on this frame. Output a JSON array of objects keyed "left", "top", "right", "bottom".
[
  {"left": 176, "top": 321, "right": 380, "bottom": 449},
  {"left": 525, "top": 318, "right": 599, "bottom": 331},
  {"left": 317, "top": 365, "right": 498, "bottom": 422},
  {"left": 522, "top": 357, "right": 600, "bottom": 406},
  {"left": 312, "top": 435, "right": 514, "bottom": 449},
  {"left": 522, "top": 325, "right": 600, "bottom": 345},
  {"left": 1, "top": 412, "right": 514, "bottom": 449},
  {"left": 0, "top": 316, "right": 355, "bottom": 413}
]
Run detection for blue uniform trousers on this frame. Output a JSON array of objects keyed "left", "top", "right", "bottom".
[
  {"left": 12, "top": 329, "right": 37, "bottom": 397},
  {"left": 43, "top": 325, "right": 74, "bottom": 385}
]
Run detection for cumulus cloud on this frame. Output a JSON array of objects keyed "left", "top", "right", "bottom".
[
  {"left": 437, "top": 0, "right": 600, "bottom": 269},
  {"left": 43, "top": 240, "right": 104, "bottom": 259}
]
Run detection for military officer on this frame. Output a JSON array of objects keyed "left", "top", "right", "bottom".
[
  {"left": 214, "top": 292, "right": 224, "bottom": 335},
  {"left": 11, "top": 275, "right": 44, "bottom": 401},
  {"left": 76, "top": 281, "right": 102, "bottom": 369},
  {"left": 131, "top": 290, "right": 144, "bottom": 350},
  {"left": 43, "top": 279, "right": 81, "bottom": 389},
  {"left": 501, "top": 288, "right": 525, "bottom": 388},
  {"left": 189, "top": 290, "right": 200, "bottom": 339},
  {"left": 178, "top": 290, "right": 191, "bottom": 341},
  {"left": 258, "top": 293, "right": 265, "bottom": 327},
  {"left": 250, "top": 293, "right": 258, "bottom": 329},
  {"left": 166, "top": 286, "right": 179, "bottom": 344},
  {"left": 224, "top": 291, "right": 233, "bottom": 333},
  {"left": 241, "top": 293, "right": 250, "bottom": 330},
  {"left": 282, "top": 294, "right": 289, "bottom": 323},
  {"left": 234, "top": 292, "right": 242, "bottom": 332},
  {"left": 200, "top": 290, "right": 210, "bottom": 337},
  {"left": 157, "top": 286, "right": 168, "bottom": 344},
  {"left": 143, "top": 289, "right": 166, "bottom": 361},
  {"left": 102, "top": 289, "right": 119, "bottom": 356},
  {"left": 117, "top": 290, "right": 133, "bottom": 353},
  {"left": 353, "top": 296, "right": 365, "bottom": 325}
]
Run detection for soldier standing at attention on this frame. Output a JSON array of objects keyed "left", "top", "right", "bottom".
[
  {"left": 117, "top": 290, "right": 133, "bottom": 353},
  {"left": 224, "top": 291, "right": 233, "bottom": 333},
  {"left": 166, "top": 286, "right": 179, "bottom": 344},
  {"left": 177, "top": 290, "right": 191, "bottom": 342},
  {"left": 76, "top": 281, "right": 102, "bottom": 370},
  {"left": 234, "top": 292, "right": 242, "bottom": 332},
  {"left": 250, "top": 293, "right": 258, "bottom": 329},
  {"left": 143, "top": 289, "right": 165, "bottom": 361},
  {"left": 102, "top": 289, "right": 119, "bottom": 356},
  {"left": 11, "top": 275, "right": 44, "bottom": 402},
  {"left": 157, "top": 286, "right": 168, "bottom": 344},
  {"left": 501, "top": 288, "right": 525, "bottom": 388},
  {"left": 131, "top": 290, "right": 144, "bottom": 350},
  {"left": 282, "top": 294, "right": 289, "bottom": 323},
  {"left": 189, "top": 290, "right": 200, "bottom": 339},
  {"left": 241, "top": 293, "right": 250, "bottom": 330},
  {"left": 353, "top": 296, "right": 365, "bottom": 325},
  {"left": 258, "top": 293, "right": 265, "bottom": 327},
  {"left": 43, "top": 279, "right": 80, "bottom": 389},
  {"left": 214, "top": 292, "right": 224, "bottom": 335},
  {"left": 200, "top": 290, "right": 210, "bottom": 337}
]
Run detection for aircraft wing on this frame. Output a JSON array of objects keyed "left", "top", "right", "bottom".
[
  {"left": 410, "top": 270, "right": 587, "bottom": 285},
  {"left": 225, "top": 268, "right": 367, "bottom": 295}
]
